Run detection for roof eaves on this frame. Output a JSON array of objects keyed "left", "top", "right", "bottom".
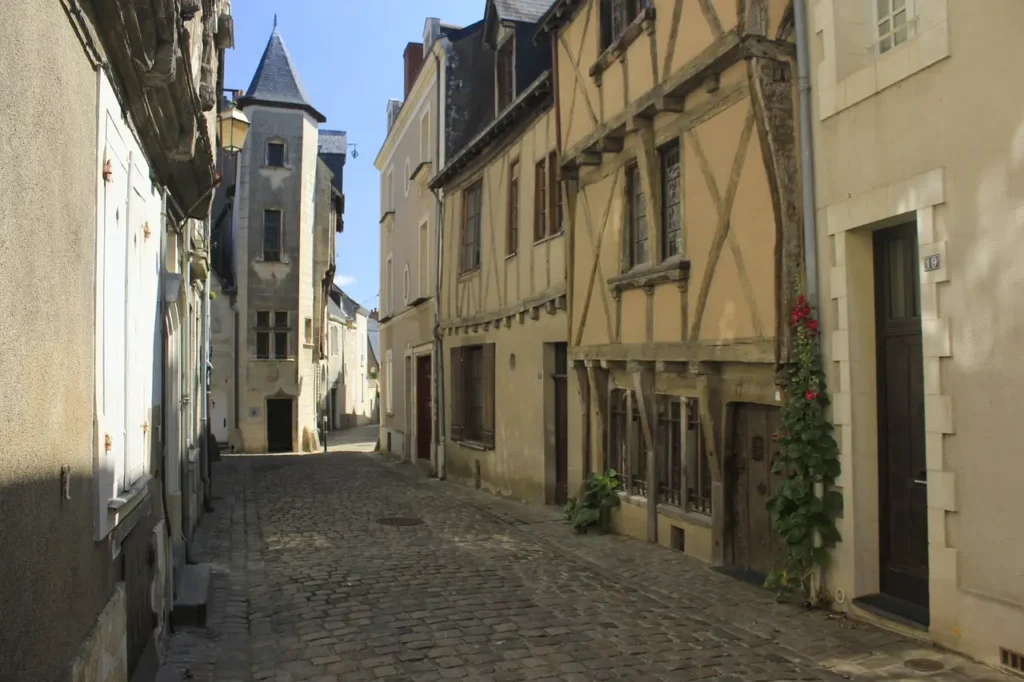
[
  {"left": 429, "top": 71, "right": 553, "bottom": 190},
  {"left": 533, "top": 0, "right": 584, "bottom": 43}
]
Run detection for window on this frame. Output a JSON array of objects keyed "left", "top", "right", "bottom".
[
  {"left": 263, "top": 209, "right": 282, "bottom": 262},
  {"left": 450, "top": 344, "right": 495, "bottom": 447},
  {"left": 331, "top": 326, "right": 339, "bottom": 355},
  {"left": 460, "top": 181, "right": 482, "bottom": 273},
  {"left": 496, "top": 38, "right": 515, "bottom": 112},
  {"left": 420, "top": 110, "right": 431, "bottom": 163},
  {"left": 600, "top": 0, "right": 650, "bottom": 49},
  {"left": 386, "top": 349, "right": 393, "bottom": 414},
  {"left": 304, "top": 317, "right": 313, "bottom": 345},
  {"left": 660, "top": 141, "right": 682, "bottom": 260},
  {"left": 609, "top": 389, "right": 629, "bottom": 487},
  {"left": 876, "top": 0, "right": 914, "bottom": 54},
  {"left": 385, "top": 170, "right": 394, "bottom": 212},
  {"left": 419, "top": 219, "right": 430, "bottom": 296},
  {"left": 656, "top": 396, "right": 684, "bottom": 506},
  {"left": 266, "top": 141, "right": 285, "bottom": 167},
  {"left": 533, "top": 159, "right": 547, "bottom": 241},
  {"left": 386, "top": 254, "right": 394, "bottom": 314},
  {"left": 625, "top": 164, "right": 647, "bottom": 268},
  {"left": 629, "top": 396, "right": 647, "bottom": 497},
  {"left": 548, "top": 151, "right": 562, "bottom": 237},
  {"left": 685, "top": 398, "right": 712, "bottom": 514},
  {"left": 507, "top": 159, "right": 519, "bottom": 256},
  {"left": 255, "top": 310, "right": 290, "bottom": 359}
]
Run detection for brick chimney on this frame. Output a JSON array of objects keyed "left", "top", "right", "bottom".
[
  {"left": 369, "top": 308, "right": 379, "bottom": 321},
  {"left": 403, "top": 42, "right": 424, "bottom": 100}
]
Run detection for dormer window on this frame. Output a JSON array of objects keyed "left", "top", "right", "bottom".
[
  {"left": 496, "top": 37, "right": 514, "bottom": 112},
  {"left": 266, "top": 141, "right": 285, "bottom": 167}
]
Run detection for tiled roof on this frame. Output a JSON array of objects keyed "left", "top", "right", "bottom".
[
  {"left": 493, "top": 0, "right": 556, "bottom": 23},
  {"left": 366, "top": 319, "right": 380, "bottom": 365},
  {"left": 240, "top": 28, "right": 326, "bottom": 122},
  {"left": 319, "top": 130, "right": 348, "bottom": 155}
]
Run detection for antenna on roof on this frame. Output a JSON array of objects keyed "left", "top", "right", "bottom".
[{"left": 273, "top": 13, "right": 278, "bottom": 29}]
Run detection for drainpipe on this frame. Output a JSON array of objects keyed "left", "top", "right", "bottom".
[
  {"left": 158, "top": 186, "right": 174, "bottom": 632},
  {"left": 794, "top": 0, "right": 818, "bottom": 307},
  {"left": 430, "top": 42, "right": 447, "bottom": 480},
  {"left": 200, "top": 216, "right": 212, "bottom": 511}
]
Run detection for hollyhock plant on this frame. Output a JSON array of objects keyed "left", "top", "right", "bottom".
[{"left": 765, "top": 282, "right": 843, "bottom": 604}]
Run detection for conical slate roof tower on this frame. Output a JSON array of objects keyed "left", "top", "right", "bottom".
[{"left": 239, "top": 23, "right": 326, "bottom": 122}]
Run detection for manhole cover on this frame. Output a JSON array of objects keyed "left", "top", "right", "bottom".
[
  {"left": 376, "top": 517, "right": 424, "bottom": 527},
  {"left": 905, "top": 658, "right": 945, "bottom": 673}
]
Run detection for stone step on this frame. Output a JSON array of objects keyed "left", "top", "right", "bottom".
[{"left": 172, "top": 562, "right": 211, "bottom": 627}]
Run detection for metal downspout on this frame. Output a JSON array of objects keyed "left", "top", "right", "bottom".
[
  {"left": 200, "top": 216, "right": 212, "bottom": 511},
  {"left": 430, "top": 43, "right": 447, "bottom": 480},
  {"left": 794, "top": 0, "right": 819, "bottom": 306},
  {"left": 159, "top": 186, "right": 175, "bottom": 632}
]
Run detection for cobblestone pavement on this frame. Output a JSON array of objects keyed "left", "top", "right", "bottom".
[{"left": 158, "top": 426, "right": 1009, "bottom": 682}]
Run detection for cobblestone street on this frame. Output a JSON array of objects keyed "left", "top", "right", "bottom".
[{"left": 157, "top": 426, "right": 1009, "bottom": 682}]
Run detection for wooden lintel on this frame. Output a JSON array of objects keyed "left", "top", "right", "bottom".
[
  {"left": 572, "top": 339, "right": 775, "bottom": 364},
  {"left": 578, "top": 151, "right": 602, "bottom": 167}
]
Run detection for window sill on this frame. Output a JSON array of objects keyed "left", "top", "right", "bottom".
[
  {"left": 108, "top": 473, "right": 152, "bottom": 514},
  {"left": 253, "top": 357, "right": 296, "bottom": 363},
  {"left": 590, "top": 6, "right": 656, "bottom": 84},
  {"left": 409, "top": 294, "right": 430, "bottom": 307},
  {"left": 532, "top": 229, "right": 564, "bottom": 247},
  {"left": 506, "top": 252, "right": 517, "bottom": 261},
  {"left": 303, "top": 342, "right": 314, "bottom": 348},
  {"left": 261, "top": 164, "right": 293, "bottom": 171},
  {"left": 616, "top": 491, "right": 712, "bottom": 526},
  {"left": 458, "top": 267, "right": 481, "bottom": 281},
  {"left": 379, "top": 210, "right": 395, "bottom": 225},
  {"left": 410, "top": 160, "right": 433, "bottom": 183},
  {"left": 608, "top": 256, "right": 690, "bottom": 294},
  {"left": 456, "top": 439, "right": 493, "bottom": 452},
  {"left": 255, "top": 256, "right": 291, "bottom": 265}
]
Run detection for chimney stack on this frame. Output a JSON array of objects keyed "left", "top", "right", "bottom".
[
  {"left": 369, "top": 308, "right": 379, "bottom": 321},
  {"left": 403, "top": 42, "right": 424, "bottom": 100}
]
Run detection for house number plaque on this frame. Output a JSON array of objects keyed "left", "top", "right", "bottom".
[{"left": 923, "top": 254, "right": 941, "bottom": 272}]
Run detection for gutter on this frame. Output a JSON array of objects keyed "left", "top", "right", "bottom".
[
  {"left": 794, "top": 0, "right": 818, "bottom": 307},
  {"left": 431, "top": 41, "right": 447, "bottom": 480}
]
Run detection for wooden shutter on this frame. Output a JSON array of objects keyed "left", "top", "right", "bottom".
[
  {"left": 450, "top": 347, "right": 464, "bottom": 441},
  {"left": 482, "top": 343, "right": 496, "bottom": 447}
]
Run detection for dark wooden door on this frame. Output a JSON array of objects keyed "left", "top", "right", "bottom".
[
  {"left": 874, "top": 224, "right": 928, "bottom": 610},
  {"left": 730, "top": 402, "right": 787, "bottom": 576},
  {"left": 266, "top": 398, "right": 293, "bottom": 453},
  {"left": 416, "top": 355, "right": 432, "bottom": 460},
  {"left": 553, "top": 343, "right": 569, "bottom": 505},
  {"left": 122, "top": 524, "right": 155, "bottom": 679}
]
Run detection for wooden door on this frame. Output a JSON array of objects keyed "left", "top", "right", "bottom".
[
  {"left": 416, "top": 355, "right": 432, "bottom": 460},
  {"left": 553, "top": 343, "right": 569, "bottom": 505},
  {"left": 266, "top": 398, "right": 293, "bottom": 453},
  {"left": 730, "top": 403, "right": 787, "bottom": 576},
  {"left": 874, "top": 224, "right": 929, "bottom": 610}
]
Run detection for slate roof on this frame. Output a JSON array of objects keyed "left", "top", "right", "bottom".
[
  {"left": 493, "top": 0, "right": 555, "bottom": 23},
  {"left": 366, "top": 319, "right": 380, "bottom": 365},
  {"left": 318, "top": 130, "right": 348, "bottom": 155},
  {"left": 240, "top": 28, "right": 326, "bottom": 122},
  {"left": 328, "top": 298, "right": 347, "bottom": 321}
]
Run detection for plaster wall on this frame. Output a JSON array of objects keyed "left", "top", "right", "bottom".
[
  {"left": 209, "top": 275, "right": 235, "bottom": 445},
  {"left": 810, "top": 0, "right": 1024, "bottom": 666},
  {"left": 0, "top": 3, "right": 117, "bottom": 679}
]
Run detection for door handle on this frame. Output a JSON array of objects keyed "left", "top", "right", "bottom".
[{"left": 912, "top": 469, "right": 927, "bottom": 486}]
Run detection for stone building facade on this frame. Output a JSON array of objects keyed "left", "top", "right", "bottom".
[
  {"left": 0, "top": 0, "right": 233, "bottom": 679},
  {"left": 211, "top": 26, "right": 344, "bottom": 454}
]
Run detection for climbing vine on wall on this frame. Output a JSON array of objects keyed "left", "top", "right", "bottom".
[{"left": 765, "top": 285, "right": 843, "bottom": 603}]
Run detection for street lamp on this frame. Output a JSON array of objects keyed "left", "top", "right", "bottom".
[{"left": 217, "top": 105, "right": 250, "bottom": 154}]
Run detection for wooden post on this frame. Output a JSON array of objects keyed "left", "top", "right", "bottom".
[
  {"left": 574, "top": 362, "right": 591, "bottom": 480},
  {"left": 588, "top": 363, "right": 610, "bottom": 473},
  {"left": 631, "top": 361, "right": 658, "bottom": 544}
]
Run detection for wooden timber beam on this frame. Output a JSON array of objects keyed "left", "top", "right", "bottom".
[
  {"left": 588, "top": 364, "right": 610, "bottom": 473},
  {"left": 629, "top": 361, "right": 658, "bottom": 544}
]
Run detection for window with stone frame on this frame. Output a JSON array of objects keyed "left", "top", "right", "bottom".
[
  {"left": 449, "top": 344, "right": 495, "bottom": 448},
  {"left": 460, "top": 181, "right": 483, "bottom": 273},
  {"left": 656, "top": 395, "right": 684, "bottom": 507},
  {"left": 659, "top": 140, "right": 682, "bottom": 260},
  {"left": 875, "top": 0, "right": 916, "bottom": 54},
  {"left": 255, "top": 311, "right": 290, "bottom": 359},
  {"left": 608, "top": 389, "right": 629, "bottom": 488},
  {"left": 266, "top": 140, "right": 286, "bottom": 168},
  {"left": 263, "top": 209, "right": 282, "bottom": 262},
  {"left": 599, "top": 0, "right": 651, "bottom": 49},
  {"left": 625, "top": 163, "right": 648, "bottom": 269}
]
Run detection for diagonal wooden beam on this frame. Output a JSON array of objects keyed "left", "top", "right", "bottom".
[
  {"left": 558, "top": 16, "right": 598, "bottom": 128},
  {"left": 572, "top": 171, "right": 620, "bottom": 347},
  {"left": 689, "top": 126, "right": 765, "bottom": 337},
  {"left": 662, "top": 0, "right": 686, "bottom": 80},
  {"left": 698, "top": 0, "right": 725, "bottom": 37},
  {"left": 689, "top": 106, "right": 756, "bottom": 340}
]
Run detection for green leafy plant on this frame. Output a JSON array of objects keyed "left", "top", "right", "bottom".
[
  {"left": 368, "top": 367, "right": 379, "bottom": 381},
  {"left": 765, "top": 285, "right": 843, "bottom": 604},
  {"left": 564, "top": 470, "right": 622, "bottom": 533}
]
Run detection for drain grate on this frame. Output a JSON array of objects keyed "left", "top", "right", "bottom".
[
  {"left": 904, "top": 658, "right": 945, "bottom": 673},
  {"left": 376, "top": 517, "right": 425, "bottom": 527}
]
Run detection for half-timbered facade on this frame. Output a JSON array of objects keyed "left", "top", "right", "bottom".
[
  {"left": 538, "top": 0, "right": 800, "bottom": 568},
  {"left": 431, "top": 0, "right": 577, "bottom": 505}
]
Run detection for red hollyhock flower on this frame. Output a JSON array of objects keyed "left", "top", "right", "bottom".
[
  {"left": 807, "top": 318, "right": 819, "bottom": 332},
  {"left": 805, "top": 389, "right": 818, "bottom": 401}
]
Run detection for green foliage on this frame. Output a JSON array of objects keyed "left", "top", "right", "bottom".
[
  {"left": 564, "top": 470, "right": 622, "bottom": 533},
  {"left": 764, "top": 285, "right": 843, "bottom": 603},
  {"left": 368, "top": 367, "right": 379, "bottom": 381}
]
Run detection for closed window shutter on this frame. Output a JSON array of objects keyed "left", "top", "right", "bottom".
[
  {"left": 482, "top": 343, "right": 496, "bottom": 447},
  {"left": 450, "top": 347, "right": 464, "bottom": 441}
]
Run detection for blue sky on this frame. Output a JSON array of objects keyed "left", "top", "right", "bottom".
[{"left": 225, "top": 0, "right": 487, "bottom": 312}]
